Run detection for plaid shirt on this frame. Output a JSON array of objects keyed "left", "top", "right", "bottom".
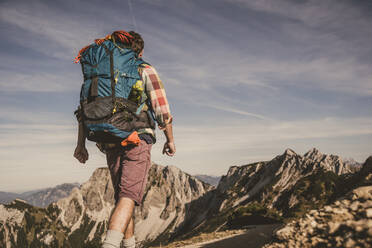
[{"left": 137, "top": 64, "right": 173, "bottom": 142}]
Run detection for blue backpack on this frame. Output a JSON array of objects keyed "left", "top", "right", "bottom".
[{"left": 78, "top": 39, "right": 154, "bottom": 143}]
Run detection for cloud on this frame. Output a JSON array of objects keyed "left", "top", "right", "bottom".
[
  {"left": 0, "top": 110, "right": 105, "bottom": 191},
  {"left": 172, "top": 117, "right": 372, "bottom": 153},
  {"left": 1, "top": 103, "right": 371, "bottom": 190},
  {"left": 0, "top": 106, "right": 73, "bottom": 124},
  {"left": 0, "top": 124, "right": 74, "bottom": 147},
  {"left": 160, "top": 55, "right": 372, "bottom": 109},
  {"left": 0, "top": 0, "right": 133, "bottom": 59},
  {"left": 0, "top": 107, "right": 76, "bottom": 148},
  {"left": 0, "top": 4, "right": 83, "bottom": 59},
  {"left": 237, "top": 58, "right": 372, "bottom": 95},
  {"left": 2, "top": 0, "right": 371, "bottom": 97},
  {"left": 228, "top": 0, "right": 372, "bottom": 30},
  {"left": 150, "top": 115, "right": 372, "bottom": 176},
  {"left": 0, "top": 0, "right": 371, "bottom": 189},
  {"left": 0, "top": 70, "right": 80, "bottom": 92},
  {"left": 201, "top": 103, "right": 270, "bottom": 120}
]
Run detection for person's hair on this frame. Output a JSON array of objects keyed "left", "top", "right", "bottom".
[{"left": 129, "top": 31, "right": 144, "bottom": 55}]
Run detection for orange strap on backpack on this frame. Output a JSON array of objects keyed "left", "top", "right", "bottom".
[
  {"left": 121, "top": 131, "right": 141, "bottom": 147},
  {"left": 74, "top": 31, "right": 134, "bottom": 64}
]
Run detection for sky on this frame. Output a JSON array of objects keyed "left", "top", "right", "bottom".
[{"left": 0, "top": 0, "right": 371, "bottom": 192}]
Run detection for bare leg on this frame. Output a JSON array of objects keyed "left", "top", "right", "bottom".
[
  {"left": 124, "top": 217, "right": 134, "bottom": 239},
  {"left": 122, "top": 216, "right": 136, "bottom": 248},
  {"left": 109, "top": 197, "right": 135, "bottom": 233}
]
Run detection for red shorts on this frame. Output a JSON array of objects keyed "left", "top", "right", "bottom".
[{"left": 106, "top": 139, "right": 152, "bottom": 206}]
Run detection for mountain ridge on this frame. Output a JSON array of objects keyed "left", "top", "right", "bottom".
[
  {"left": 0, "top": 148, "right": 369, "bottom": 248},
  {"left": 0, "top": 183, "right": 80, "bottom": 207},
  {"left": 193, "top": 174, "right": 221, "bottom": 187},
  {"left": 168, "top": 148, "right": 367, "bottom": 243}
]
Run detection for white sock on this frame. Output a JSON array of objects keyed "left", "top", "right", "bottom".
[
  {"left": 102, "top": 229, "right": 124, "bottom": 248},
  {"left": 122, "top": 236, "right": 136, "bottom": 248}
]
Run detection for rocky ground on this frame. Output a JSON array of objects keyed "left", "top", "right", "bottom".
[
  {"left": 152, "top": 224, "right": 282, "bottom": 248},
  {"left": 263, "top": 185, "right": 372, "bottom": 248}
]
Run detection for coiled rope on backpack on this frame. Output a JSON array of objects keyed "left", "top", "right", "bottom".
[{"left": 73, "top": 31, "right": 134, "bottom": 64}]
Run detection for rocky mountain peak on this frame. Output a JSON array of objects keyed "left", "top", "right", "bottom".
[
  {"left": 162, "top": 165, "right": 184, "bottom": 180},
  {"left": 283, "top": 148, "right": 297, "bottom": 157},
  {"left": 303, "top": 148, "right": 354, "bottom": 175},
  {"left": 363, "top": 156, "right": 372, "bottom": 170},
  {"left": 0, "top": 163, "right": 213, "bottom": 247},
  {"left": 304, "top": 147, "right": 322, "bottom": 158},
  {"left": 343, "top": 158, "right": 363, "bottom": 174},
  {"left": 89, "top": 167, "right": 111, "bottom": 182},
  {"left": 212, "top": 148, "right": 363, "bottom": 216}
]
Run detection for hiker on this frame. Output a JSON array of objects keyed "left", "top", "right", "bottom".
[{"left": 73, "top": 30, "right": 175, "bottom": 248}]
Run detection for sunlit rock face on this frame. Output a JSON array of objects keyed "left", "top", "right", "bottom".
[
  {"left": 263, "top": 184, "right": 372, "bottom": 248},
  {"left": 181, "top": 150, "right": 370, "bottom": 241},
  {"left": 134, "top": 164, "right": 213, "bottom": 245},
  {"left": 0, "top": 163, "right": 213, "bottom": 248},
  {"left": 211, "top": 148, "right": 357, "bottom": 215}
]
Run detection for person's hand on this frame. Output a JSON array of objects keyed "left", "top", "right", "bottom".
[
  {"left": 74, "top": 145, "right": 89, "bottom": 164},
  {"left": 162, "top": 141, "right": 176, "bottom": 156}
]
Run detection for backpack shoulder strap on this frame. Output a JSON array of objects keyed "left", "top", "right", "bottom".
[{"left": 101, "top": 43, "right": 116, "bottom": 106}]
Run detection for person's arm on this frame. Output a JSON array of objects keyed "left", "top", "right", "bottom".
[
  {"left": 73, "top": 108, "right": 89, "bottom": 163},
  {"left": 162, "top": 122, "right": 175, "bottom": 156},
  {"left": 142, "top": 65, "right": 176, "bottom": 156}
]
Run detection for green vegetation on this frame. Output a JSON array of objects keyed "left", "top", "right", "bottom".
[
  {"left": 0, "top": 226, "right": 5, "bottom": 243},
  {"left": 170, "top": 200, "right": 283, "bottom": 246},
  {"left": 5, "top": 199, "right": 34, "bottom": 211},
  {"left": 226, "top": 202, "right": 283, "bottom": 229},
  {"left": 1, "top": 200, "right": 73, "bottom": 248},
  {"left": 279, "top": 168, "right": 343, "bottom": 218}
]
